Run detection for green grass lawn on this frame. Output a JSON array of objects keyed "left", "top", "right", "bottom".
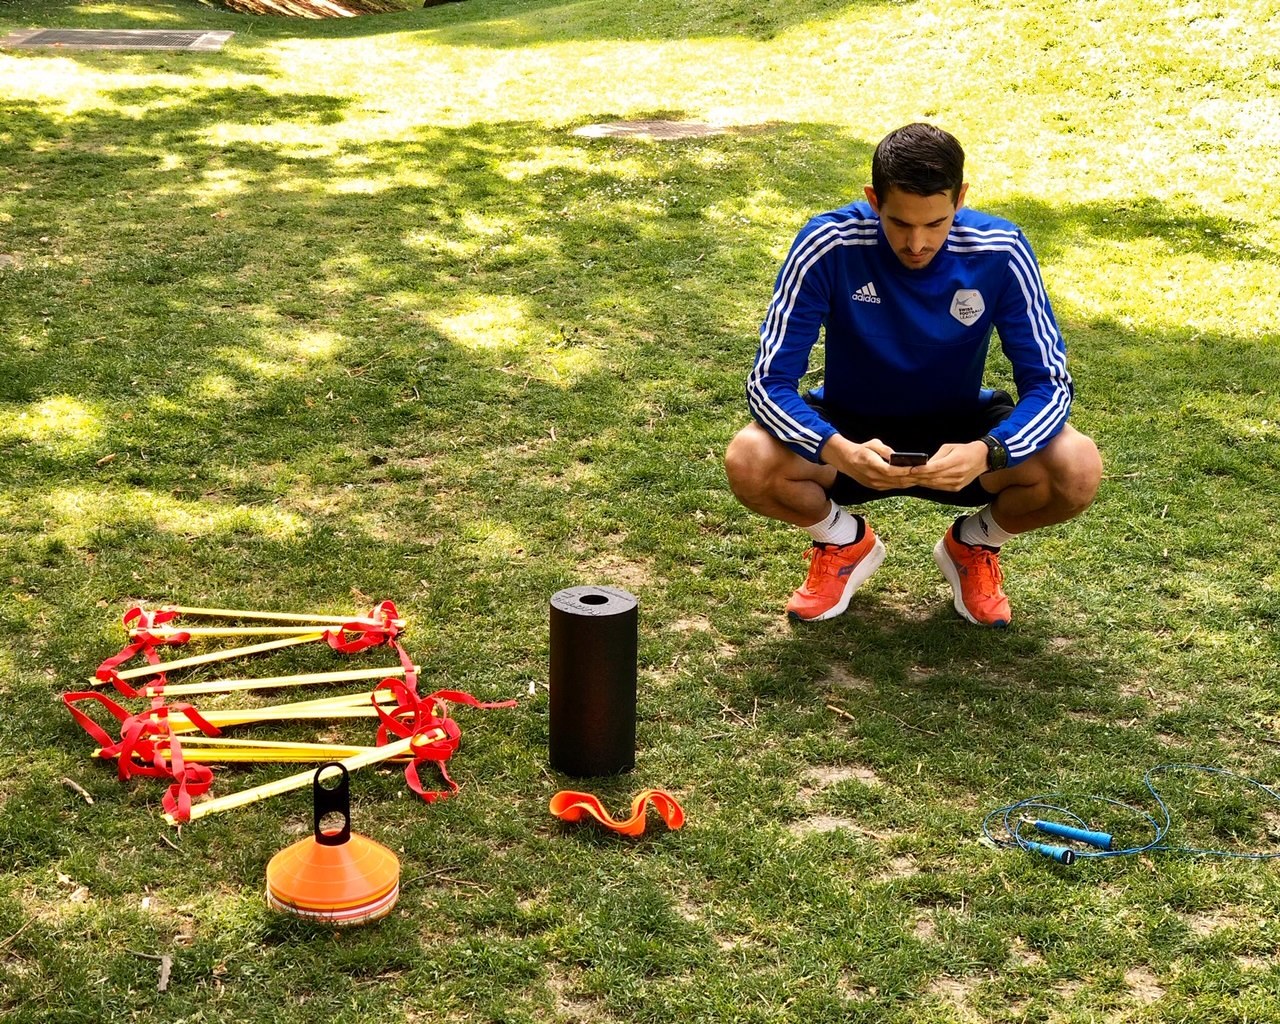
[{"left": 2, "top": 0, "right": 1279, "bottom": 1021}]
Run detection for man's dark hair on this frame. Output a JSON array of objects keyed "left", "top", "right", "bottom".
[{"left": 870, "top": 123, "right": 965, "bottom": 203}]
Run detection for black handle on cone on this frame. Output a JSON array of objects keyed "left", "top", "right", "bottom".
[
  {"left": 548, "top": 586, "right": 638, "bottom": 778},
  {"left": 312, "top": 762, "right": 351, "bottom": 846}
]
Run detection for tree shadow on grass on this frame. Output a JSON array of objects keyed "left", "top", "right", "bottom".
[
  {"left": 2, "top": 88, "right": 1275, "bottom": 586},
  {"left": 0, "top": 0, "right": 278, "bottom": 75},
  {"left": 385, "top": 0, "right": 922, "bottom": 46},
  {"left": 3, "top": 87, "right": 1280, "bottom": 1024},
  {"left": 991, "top": 194, "right": 1279, "bottom": 271},
  {"left": 2, "top": 84, "right": 1276, "bottom": 790},
  {"left": 3, "top": 0, "right": 920, "bottom": 47}
]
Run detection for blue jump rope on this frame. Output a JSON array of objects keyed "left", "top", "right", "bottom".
[{"left": 983, "top": 764, "right": 1280, "bottom": 865}]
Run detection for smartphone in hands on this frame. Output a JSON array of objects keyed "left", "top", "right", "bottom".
[{"left": 888, "top": 451, "right": 929, "bottom": 467}]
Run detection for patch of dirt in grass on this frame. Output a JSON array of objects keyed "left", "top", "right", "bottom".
[
  {"left": 788, "top": 814, "right": 861, "bottom": 836},
  {"left": 835, "top": 765, "right": 883, "bottom": 786},
  {"left": 389, "top": 455, "right": 440, "bottom": 476},
  {"left": 670, "top": 616, "right": 712, "bottom": 633},
  {"left": 872, "top": 854, "right": 920, "bottom": 881},
  {"left": 912, "top": 913, "right": 937, "bottom": 941},
  {"left": 715, "top": 932, "right": 759, "bottom": 951},
  {"left": 672, "top": 894, "right": 701, "bottom": 925},
  {"left": 1118, "top": 675, "right": 1188, "bottom": 711},
  {"left": 879, "top": 592, "right": 937, "bottom": 623},
  {"left": 712, "top": 640, "right": 739, "bottom": 661},
  {"left": 1182, "top": 909, "right": 1241, "bottom": 936},
  {"left": 788, "top": 813, "right": 899, "bottom": 842},
  {"left": 1237, "top": 953, "right": 1270, "bottom": 970},
  {"left": 1009, "top": 937, "right": 1044, "bottom": 967},
  {"left": 575, "top": 551, "right": 653, "bottom": 592},
  {"left": 821, "top": 664, "right": 874, "bottom": 691},
  {"left": 546, "top": 967, "right": 616, "bottom": 1023},
  {"left": 926, "top": 975, "right": 980, "bottom": 1017},
  {"left": 1123, "top": 966, "right": 1165, "bottom": 1004},
  {"left": 838, "top": 972, "right": 878, "bottom": 1000},
  {"left": 798, "top": 764, "right": 883, "bottom": 801}
]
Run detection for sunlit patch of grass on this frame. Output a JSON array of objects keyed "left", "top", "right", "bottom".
[
  {"left": 436, "top": 294, "right": 537, "bottom": 351},
  {"left": 210, "top": 343, "right": 311, "bottom": 380},
  {"left": 498, "top": 144, "right": 607, "bottom": 182},
  {"left": 460, "top": 519, "right": 529, "bottom": 559},
  {"left": 39, "top": 487, "right": 309, "bottom": 547},
  {"left": 75, "top": 2, "right": 186, "bottom": 21},
  {"left": 266, "top": 326, "right": 345, "bottom": 362},
  {"left": 186, "top": 372, "right": 245, "bottom": 403},
  {"left": 3, "top": 395, "right": 105, "bottom": 454}
]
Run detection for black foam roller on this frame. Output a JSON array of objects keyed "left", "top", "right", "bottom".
[{"left": 548, "top": 585, "right": 637, "bottom": 777}]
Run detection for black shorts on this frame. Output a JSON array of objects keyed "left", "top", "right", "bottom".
[{"left": 810, "top": 389, "right": 1015, "bottom": 508}]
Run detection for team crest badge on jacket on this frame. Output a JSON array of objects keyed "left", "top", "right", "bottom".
[{"left": 950, "top": 289, "right": 985, "bottom": 325}]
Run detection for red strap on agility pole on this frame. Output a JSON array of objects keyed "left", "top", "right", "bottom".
[
  {"left": 373, "top": 685, "right": 516, "bottom": 803},
  {"left": 323, "top": 600, "right": 403, "bottom": 654},
  {"left": 63, "top": 690, "right": 132, "bottom": 752},
  {"left": 62, "top": 691, "right": 221, "bottom": 774},
  {"left": 549, "top": 789, "right": 686, "bottom": 836},
  {"left": 61, "top": 691, "right": 217, "bottom": 819},
  {"left": 95, "top": 606, "right": 190, "bottom": 697}
]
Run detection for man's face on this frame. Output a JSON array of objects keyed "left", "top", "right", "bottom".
[{"left": 864, "top": 183, "right": 968, "bottom": 270}]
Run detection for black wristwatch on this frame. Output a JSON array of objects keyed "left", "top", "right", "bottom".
[{"left": 979, "top": 434, "right": 1008, "bottom": 472}]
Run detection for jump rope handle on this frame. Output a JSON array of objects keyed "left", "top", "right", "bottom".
[
  {"left": 1024, "top": 840, "right": 1076, "bottom": 865},
  {"left": 1032, "top": 819, "right": 1113, "bottom": 851}
]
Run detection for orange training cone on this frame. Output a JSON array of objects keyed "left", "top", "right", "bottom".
[{"left": 266, "top": 763, "right": 400, "bottom": 926}]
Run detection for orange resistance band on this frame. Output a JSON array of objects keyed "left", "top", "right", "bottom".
[{"left": 549, "top": 789, "right": 685, "bottom": 836}]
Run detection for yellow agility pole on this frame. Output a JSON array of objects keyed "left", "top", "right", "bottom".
[
  {"left": 167, "top": 734, "right": 422, "bottom": 825},
  {"left": 131, "top": 626, "right": 351, "bottom": 639},
  {"left": 91, "top": 633, "right": 325, "bottom": 686},
  {"left": 164, "top": 691, "right": 403, "bottom": 733},
  {"left": 155, "top": 605, "right": 406, "bottom": 629},
  {"left": 143, "top": 665, "right": 417, "bottom": 699},
  {"left": 162, "top": 748, "right": 408, "bottom": 764},
  {"left": 167, "top": 705, "right": 389, "bottom": 731},
  {"left": 160, "top": 685, "right": 406, "bottom": 729},
  {"left": 95, "top": 735, "right": 417, "bottom": 764}
]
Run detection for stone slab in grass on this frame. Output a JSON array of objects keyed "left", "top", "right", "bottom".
[
  {"left": 1, "top": 28, "right": 235, "bottom": 51},
  {"left": 572, "top": 120, "right": 731, "bottom": 141}
]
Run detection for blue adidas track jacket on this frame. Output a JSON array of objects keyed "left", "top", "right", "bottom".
[{"left": 747, "top": 201, "right": 1073, "bottom": 466}]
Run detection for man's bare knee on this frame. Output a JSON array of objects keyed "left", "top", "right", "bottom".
[
  {"left": 1048, "top": 430, "right": 1103, "bottom": 516},
  {"left": 724, "top": 425, "right": 777, "bottom": 504}
]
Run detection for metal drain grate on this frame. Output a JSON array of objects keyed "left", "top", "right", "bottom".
[{"left": 2, "top": 28, "right": 235, "bottom": 52}]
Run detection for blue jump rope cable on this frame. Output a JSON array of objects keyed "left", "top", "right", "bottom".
[{"left": 982, "top": 764, "right": 1280, "bottom": 865}]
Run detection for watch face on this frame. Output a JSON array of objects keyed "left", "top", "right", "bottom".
[{"left": 985, "top": 437, "right": 1007, "bottom": 470}]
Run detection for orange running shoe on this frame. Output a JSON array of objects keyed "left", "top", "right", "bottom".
[
  {"left": 933, "top": 517, "right": 1011, "bottom": 627},
  {"left": 785, "top": 527, "right": 886, "bottom": 622}
]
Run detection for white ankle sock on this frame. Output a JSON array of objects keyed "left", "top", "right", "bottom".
[
  {"left": 805, "top": 502, "right": 864, "bottom": 546},
  {"left": 958, "top": 505, "right": 1014, "bottom": 548}
]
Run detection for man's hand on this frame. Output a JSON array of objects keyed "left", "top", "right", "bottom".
[
  {"left": 908, "top": 440, "right": 989, "bottom": 492},
  {"left": 821, "top": 435, "right": 918, "bottom": 490}
]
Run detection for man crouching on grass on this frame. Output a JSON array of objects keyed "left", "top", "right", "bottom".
[{"left": 724, "top": 123, "right": 1102, "bottom": 626}]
